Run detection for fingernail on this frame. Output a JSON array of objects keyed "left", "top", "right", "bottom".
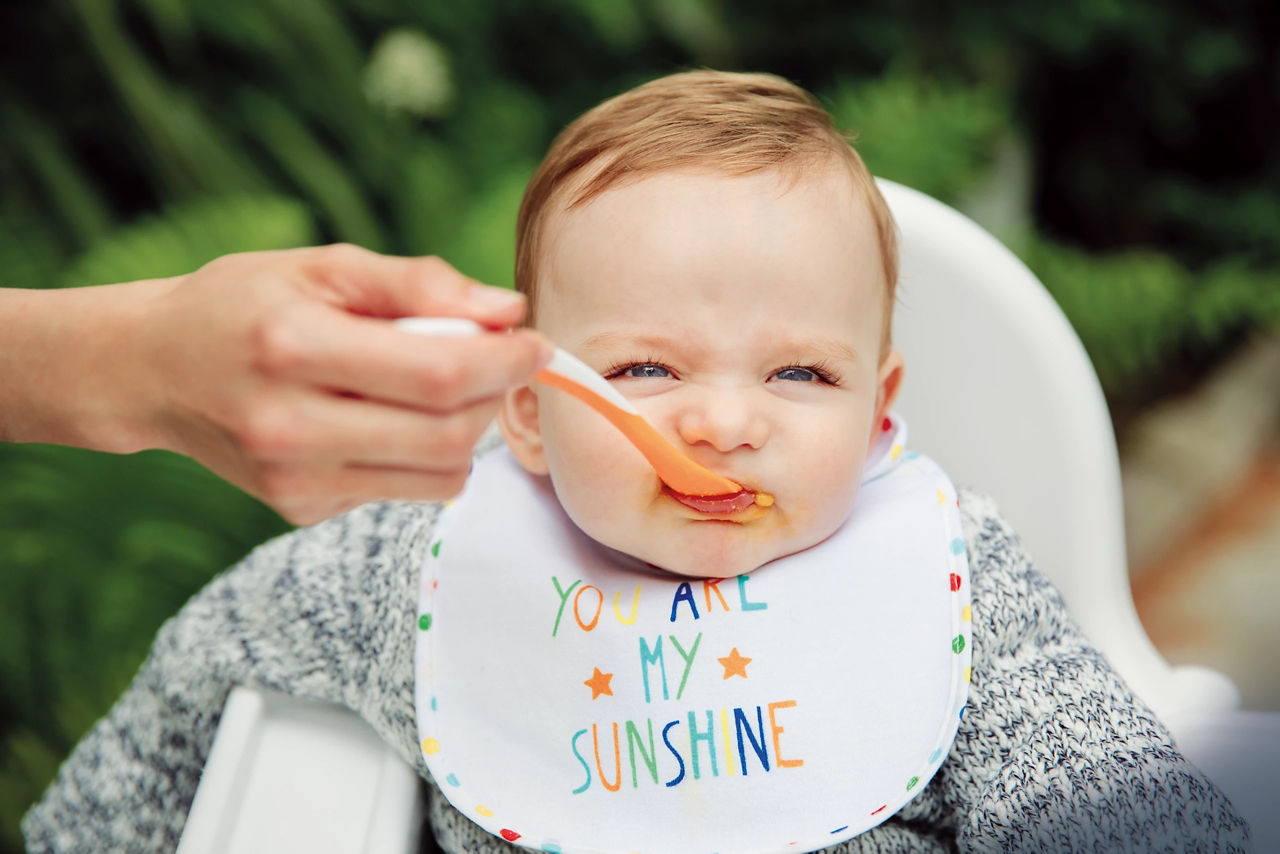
[
  {"left": 515, "top": 329, "right": 554, "bottom": 369},
  {"left": 468, "top": 284, "right": 524, "bottom": 311},
  {"left": 536, "top": 338, "right": 554, "bottom": 369}
]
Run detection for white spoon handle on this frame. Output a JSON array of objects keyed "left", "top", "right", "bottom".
[{"left": 393, "top": 317, "right": 638, "bottom": 414}]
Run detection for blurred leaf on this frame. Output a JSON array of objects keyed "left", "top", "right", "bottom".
[
  {"left": 184, "top": 0, "right": 292, "bottom": 58},
  {"left": 446, "top": 81, "right": 548, "bottom": 179},
  {"left": 61, "top": 193, "right": 317, "bottom": 286},
  {"left": 130, "top": 0, "right": 196, "bottom": 56},
  {"left": 1021, "top": 237, "right": 1191, "bottom": 394},
  {"left": 1189, "top": 261, "right": 1280, "bottom": 343},
  {"left": 0, "top": 200, "right": 67, "bottom": 289},
  {"left": 1154, "top": 181, "right": 1280, "bottom": 264},
  {"left": 262, "top": 0, "right": 366, "bottom": 89},
  {"left": 825, "top": 72, "right": 1008, "bottom": 203},
  {"left": 0, "top": 728, "right": 63, "bottom": 851},
  {"left": 389, "top": 140, "right": 469, "bottom": 256},
  {"left": 1181, "top": 28, "right": 1249, "bottom": 87},
  {"left": 67, "top": 0, "right": 266, "bottom": 198},
  {"left": 447, "top": 164, "right": 535, "bottom": 288},
  {"left": 649, "top": 0, "right": 733, "bottom": 65},
  {"left": 238, "top": 89, "right": 386, "bottom": 249},
  {"left": 2, "top": 103, "right": 111, "bottom": 245},
  {"left": 571, "top": 0, "right": 645, "bottom": 50}
]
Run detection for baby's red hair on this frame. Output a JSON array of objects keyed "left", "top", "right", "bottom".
[{"left": 515, "top": 70, "right": 898, "bottom": 351}]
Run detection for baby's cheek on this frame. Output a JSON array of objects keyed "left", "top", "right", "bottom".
[{"left": 794, "top": 452, "right": 862, "bottom": 528}]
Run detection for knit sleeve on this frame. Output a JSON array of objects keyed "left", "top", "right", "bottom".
[
  {"left": 915, "top": 489, "right": 1251, "bottom": 853},
  {"left": 21, "top": 499, "right": 438, "bottom": 853}
]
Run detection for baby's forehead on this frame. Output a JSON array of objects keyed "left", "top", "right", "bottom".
[
  {"left": 553, "top": 159, "right": 862, "bottom": 220},
  {"left": 539, "top": 161, "right": 866, "bottom": 255},
  {"left": 532, "top": 163, "right": 877, "bottom": 306}
]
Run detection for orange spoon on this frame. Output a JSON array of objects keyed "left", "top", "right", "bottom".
[{"left": 395, "top": 317, "right": 750, "bottom": 498}]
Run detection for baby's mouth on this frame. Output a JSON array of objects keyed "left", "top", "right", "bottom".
[{"left": 665, "top": 488, "right": 773, "bottom": 515}]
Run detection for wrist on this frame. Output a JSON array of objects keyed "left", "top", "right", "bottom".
[{"left": 0, "top": 279, "right": 177, "bottom": 453}]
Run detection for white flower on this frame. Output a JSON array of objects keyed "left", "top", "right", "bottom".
[{"left": 364, "top": 29, "right": 453, "bottom": 119}]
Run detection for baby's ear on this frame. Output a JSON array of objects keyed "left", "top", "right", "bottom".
[
  {"left": 869, "top": 350, "right": 905, "bottom": 453},
  {"left": 498, "top": 385, "right": 549, "bottom": 474}
]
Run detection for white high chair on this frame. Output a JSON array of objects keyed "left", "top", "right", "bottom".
[
  {"left": 176, "top": 179, "right": 1278, "bottom": 852},
  {"left": 883, "top": 178, "right": 1240, "bottom": 718},
  {"left": 881, "top": 177, "right": 1277, "bottom": 849}
]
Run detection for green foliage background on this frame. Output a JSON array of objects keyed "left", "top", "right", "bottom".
[{"left": 2, "top": 0, "right": 1277, "bottom": 845}]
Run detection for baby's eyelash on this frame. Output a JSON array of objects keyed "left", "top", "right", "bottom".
[
  {"left": 778, "top": 361, "right": 841, "bottom": 385},
  {"left": 602, "top": 356, "right": 675, "bottom": 379}
]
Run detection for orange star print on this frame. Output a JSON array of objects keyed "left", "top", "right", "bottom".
[
  {"left": 718, "top": 647, "right": 751, "bottom": 679},
  {"left": 584, "top": 666, "right": 614, "bottom": 699}
]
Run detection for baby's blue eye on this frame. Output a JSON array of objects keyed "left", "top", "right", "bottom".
[
  {"left": 628, "top": 364, "right": 671, "bottom": 379},
  {"left": 774, "top": 367, "right": 816, "bottom": 382}
]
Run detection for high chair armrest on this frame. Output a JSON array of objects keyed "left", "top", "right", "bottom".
[
  {"left": 177, "top": 686, "right": 426, "bottom": 854},
  {"left": 1163, "top": 664, "right": 1243, "bottom": 717},
  {"left": 1161, "top": 707, "right": 1280, "bottom": 852}
]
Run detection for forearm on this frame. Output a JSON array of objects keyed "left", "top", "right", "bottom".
[{"left": 0, "top": 280, "right": 175, "bottom": 453}]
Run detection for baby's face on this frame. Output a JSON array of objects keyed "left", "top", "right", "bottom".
[{"left": 502, "top": 167, "right": 901, "bottom": 578}]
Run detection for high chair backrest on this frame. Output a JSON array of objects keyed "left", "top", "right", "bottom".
[{"left": 877, "top": 179, "right": 1238, "bottom": 719}]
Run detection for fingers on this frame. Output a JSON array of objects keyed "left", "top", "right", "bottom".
[
  {"left": 302, "top": 243, "right": 529, "bottom": 328},
  {"left": 236, "top": 391, "right": 505, "bottom": 524},
  {"left": 241, "top": 390, "right": 501, "bottom": 471},
  {"left": 173, "top": 243, "right": 553, "bottom": 526},
  {"left": 251, "top": 301, "right": 551, "bottom": 410}
]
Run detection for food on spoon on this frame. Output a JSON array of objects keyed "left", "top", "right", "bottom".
[{"left": 667, "top": 489, "right": 773, "bottom": 514}]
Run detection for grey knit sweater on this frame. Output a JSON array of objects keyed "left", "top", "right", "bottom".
[{"left": 22, "top": 488, "right": 1251, "bottom": 853}]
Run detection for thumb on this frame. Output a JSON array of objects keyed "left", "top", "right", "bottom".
[{"left": 313, "top": 245, "right": 528, "bottom": 327}]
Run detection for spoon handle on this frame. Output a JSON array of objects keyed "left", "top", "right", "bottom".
[{"left": 394, "top": 316, "right": 637, "bottom": 414}]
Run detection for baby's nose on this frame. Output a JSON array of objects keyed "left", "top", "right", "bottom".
[{"left": 674, "top": 390, "right": 769, "bottom": 453}]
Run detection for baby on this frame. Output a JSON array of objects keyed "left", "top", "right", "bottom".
[
  {"left": 24, "top": 71, "right": 1249, "bottom": 853},
  {"left": 498, "top": 74, "right": 902, "bottom": 582}
]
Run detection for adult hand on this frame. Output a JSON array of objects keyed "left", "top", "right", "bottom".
[{"left": 0, "top": 245, "right": 550, "bottom": 524}]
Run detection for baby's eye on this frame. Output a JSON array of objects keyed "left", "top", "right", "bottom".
[
  {"left": 626, "top": 364, "right": 671, "bottom": 379},
  {"left": 774, "top": 367, "right": 817, "bottom": 382},
  {"left": 769, "top": 363, "right": 840, "bottom": 385},
  {"left": 604, "top": 360, "right": 676, "bottom": 380}
]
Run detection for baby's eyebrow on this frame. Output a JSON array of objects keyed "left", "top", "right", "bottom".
[
  {"left": 577, "top": 331, "right": 686, "bottom": 355},
  {"left": 801, "top": 338, "right": 859, "bottom": 363},
  {"left": 578, "top": 331, "right": 858, "bottom": 363}
]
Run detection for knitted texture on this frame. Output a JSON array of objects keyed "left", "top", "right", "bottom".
[{"left": 22, "top": 489, "right": 1251, "bottom": 853}]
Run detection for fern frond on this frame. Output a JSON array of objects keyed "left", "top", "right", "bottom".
[{"left": 61, "top": 194, "right": 317, "bottom": 286}]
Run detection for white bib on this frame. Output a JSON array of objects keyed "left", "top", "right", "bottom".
[{"left": 414, "top": 415, "right": 972, "bottom": 854}]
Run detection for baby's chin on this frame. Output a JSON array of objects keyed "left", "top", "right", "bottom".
[
  {"left": 563, "top": 492, "right": 848, "bottom": 579},
  {"left": 615, "top": 537, "right": 792, "bottom": 580},
  {"left": 610, "top": 506, "right": 850, "bottom": 579}
]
